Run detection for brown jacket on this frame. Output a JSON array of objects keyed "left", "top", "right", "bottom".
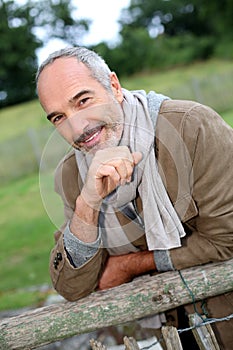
[{"left": 49, "top": 100, "right": 233, "bottom": 347}]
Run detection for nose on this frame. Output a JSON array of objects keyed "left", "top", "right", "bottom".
[{"left": 67, "top": 112, "right": 89, "bottom": 139}]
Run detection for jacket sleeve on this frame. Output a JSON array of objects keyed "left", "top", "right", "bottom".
[
  {"left": 166, "top": 103, "right": 233, "bottom": 270},
  {"left": 49, "top": 152, "right": 108, "bottom": 301},
  {"left": 49, "top": 230, "right": 108, "bottom": 301}
]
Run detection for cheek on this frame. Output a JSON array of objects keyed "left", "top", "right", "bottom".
[
  {"left": 57, "top": 123, "right": 73, "bottom": 144},
  {"left": 105, "top": 101, "right": 124, "bottom": 124}
]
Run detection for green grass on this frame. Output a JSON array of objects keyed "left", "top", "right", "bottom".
[
  {"left": 121, "top": 58, "right": 233, "bottom": 93},
  {"left": 122, "top": 58, "right": 233, "bottom": 115},
  {"left": 0, "top": 289, "right": 50, "bottom": 311},
  {"left": 0, "top": 58, "right": 233, "bottom": 311},
  {"left": 221, "top": 110, "right": 233, "bottom": 127},
  {"left": 0, "top": 174, "right": 55, "bottom": 310},
  {"left": 0, "top": 99, "right": 46, "bottom": 142}
]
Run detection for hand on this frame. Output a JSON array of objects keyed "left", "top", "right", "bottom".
[
  {"left": 98, "top": 251, "right": 156, "bottom": 290},
  {"left": 80, "top": 146, "right": 142, "bottom": 208},
  {"left": 71, "top": 146, "right": 141, "bottom": 242}
]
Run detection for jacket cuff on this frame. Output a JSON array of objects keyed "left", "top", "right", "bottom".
[
  {"left": 63, "top": 222, "right": 101, "bottom": 267},
  {"left": 154, "top": 250, "right": 175, "bottom": 272}
]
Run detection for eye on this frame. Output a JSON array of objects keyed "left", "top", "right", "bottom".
[
  {"left": 51, "top": 114, "right": 65, "bottom": 126},
  {"left": 79, "top": 97, "right": 91, "bottom": 107}
]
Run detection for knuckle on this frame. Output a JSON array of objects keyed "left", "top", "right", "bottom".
[{"left": 108, "top": 167, "right": 116, "bottom": 176}]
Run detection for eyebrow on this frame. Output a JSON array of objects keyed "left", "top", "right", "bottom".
[
  {"left": 47, "top": 89, "right": 93, "bottom": 121},
  {"left": 68, "top": 89, "right": 93, "bottom": 104}
]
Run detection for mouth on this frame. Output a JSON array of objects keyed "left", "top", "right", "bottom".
[{"left": 73, "top": 125, "right": 105, "bottom": 150}]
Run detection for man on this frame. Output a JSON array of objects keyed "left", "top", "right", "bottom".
[{"left": 37, "top": 46, "right": 233, "bottom": 349}]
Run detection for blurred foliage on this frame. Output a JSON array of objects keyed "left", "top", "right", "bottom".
[
  {"left": 118, "top": 0, "right": 233, "bottom": 38},
  {"left": 1, "top": 0, "right": 233, "bottom": 107},
  {"left": 0, "top": 0, "right": 90, "bottom": 107},
  {"left": 92, "top": 0, "right": 233, "bottom": 76}
]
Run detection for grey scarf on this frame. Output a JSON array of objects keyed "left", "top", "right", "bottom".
[{"left": 76, "top": 89, "right": 186, "bottom": 254}]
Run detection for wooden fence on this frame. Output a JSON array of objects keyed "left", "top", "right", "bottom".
[{"left": 0, "top": 259, "right": 233, "bottom": 350}]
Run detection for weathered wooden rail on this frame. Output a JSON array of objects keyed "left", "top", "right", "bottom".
[{"left": 0, "top": 259, "right": 233, "bottom": 350}]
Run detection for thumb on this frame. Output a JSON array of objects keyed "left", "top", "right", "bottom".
[{"left": 132, "top": 151, "right": 143, "bottom": 165}]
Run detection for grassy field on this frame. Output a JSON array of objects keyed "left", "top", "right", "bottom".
[
  {"left": 221, "top": 109, "right": 233, "bottom": 127},
  {"left": 0, "top": 58, "right": 233, "bottom": 311},
  {"left": 0, "top": 100, "right": 46, "bottom": 142},
  {"left": 0, "top": 174, "right": 55, "bottom": 309},
  {"left": 122, "top": 58, "right": 233, "bottom": 95}
]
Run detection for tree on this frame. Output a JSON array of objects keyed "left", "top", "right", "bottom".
[
  {"left": 119, "top": 0, "right": 233, "bottom": 39},
  {"left": 0, "top": 0, "right": 90, "bottom": 107},
  {"left": 104, "top": 0, "right": 233, "bottom": 75}
]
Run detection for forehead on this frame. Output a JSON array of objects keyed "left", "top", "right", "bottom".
[
  {"left": 38, "top": 57, "right": 92, "bottom": 89},
  {"left": 37, "top": 57, "right": 100, "bottom": 111}
]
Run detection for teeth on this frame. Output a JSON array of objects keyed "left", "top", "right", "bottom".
[{"left": 84, "top": 130, "right": 100, "bottom": 143}]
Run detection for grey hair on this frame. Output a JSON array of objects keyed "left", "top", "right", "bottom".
[{"left": 36, "top": 46, "right": 112, "bottom": 91}]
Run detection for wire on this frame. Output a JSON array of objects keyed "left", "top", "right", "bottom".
[{"left": 140, "top": 270, "right": 233, "bottom": 349}]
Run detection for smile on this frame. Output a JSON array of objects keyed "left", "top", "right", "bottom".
[
  {"left": 73, "top": 125, "right": 104, "bottom": 150},
  {"left": 84, "top": 129, "right": 102, "bottom": 143}
]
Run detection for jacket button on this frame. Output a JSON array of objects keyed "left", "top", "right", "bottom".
[
  {"left": 57, "top": 252, "right": 62, "bottom": 261},
  {"left": 53, "top": 257, "right": 58, "bottom": 269}
]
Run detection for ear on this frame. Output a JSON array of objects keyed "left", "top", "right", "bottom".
[{"left": 110, "top": 72, "right": 124, "bottom": 103}]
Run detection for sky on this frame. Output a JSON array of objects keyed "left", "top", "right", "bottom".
[
  {"left": 74, "top": 0, "right": 130, "bottom": 45},
  {"left": 37, "top": 0, "right": 131, "bottom": 63}
]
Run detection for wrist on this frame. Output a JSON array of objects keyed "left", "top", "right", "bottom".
[
  {"left": 70, "top": 195, "right": 100, "bottom": 243},
  {"left": 80, "top": 187, "right": 103, "bottom": 211},
  {"left": 74, "top": 195, "right": 100, "bottom": 223}
]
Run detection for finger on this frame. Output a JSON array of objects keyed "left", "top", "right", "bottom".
[
  {"left": 95, "top": 164, "right": 121, "bottom": 184},
  {"left": 115, "top": 158, "right": 133, "bottom": 185},
  {"left": 122, "top": 159, "right": 134, "bottom": 184},
  {"left": 101, "top": 157, "right": 132, "bottom": 185},
  {"left": 132, "top": 151, "right": 143, "bottom": 165},
  {"left": 106, "top": 154, "right": 141, "bottom": 184}
]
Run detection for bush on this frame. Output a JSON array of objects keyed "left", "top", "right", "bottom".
[
  {"left": 93, "top": 33, "right": 217, "bottom": 76},
  {"left": 214, "top": 38, "right": 233, "bottom": 59}
]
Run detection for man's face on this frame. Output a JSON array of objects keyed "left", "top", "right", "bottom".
[{"left": 37, "top": 57, "right": 124, "bottom": 154}]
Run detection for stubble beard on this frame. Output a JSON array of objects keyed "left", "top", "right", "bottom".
[
  {"left": 77, "top": 121, "right": 123, "bottom": 155},
  {"left": 75, "top": 100, "right": 124, "bottom": 155}
]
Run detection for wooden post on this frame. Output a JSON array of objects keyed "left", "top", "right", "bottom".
[
  {"left": 189, "top": 314, "right": 220, "bottom": 350},
  {"left": 0, "top": 259, "right": 232, "bottom": 349},
  {"left": 89, "top": 336, "right": 140, "bottom": 350},
  {"left": 123, "top": 336, "right": 140, "bottom": 350},
  {"left": 90, "top": 339, "right": 107, "bottom": 350},
  {"left": 162, "top": 326, "right": 183, "bottom": 350}
]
